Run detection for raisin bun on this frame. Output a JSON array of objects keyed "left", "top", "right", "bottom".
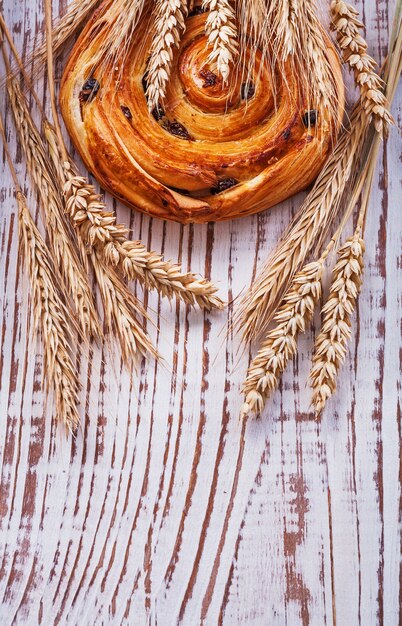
[{"left": 60, "top": 1, "right": 344, "bottom": 224}]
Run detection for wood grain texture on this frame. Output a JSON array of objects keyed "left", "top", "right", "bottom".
[{"left": 0, "top": 1, "right": 400, "bottom": 624}]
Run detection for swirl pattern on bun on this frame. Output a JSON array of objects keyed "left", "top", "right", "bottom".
[{"left": 60, "top": 1, "right": 344, "bottom": 223}]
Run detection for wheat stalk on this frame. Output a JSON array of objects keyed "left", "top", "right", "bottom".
[
  {"left": 273, "top": 0, "right": 337, "bottom": 113},
  {"left": 65, "top": 173, "right": 224, "bottom": 309},
  {"left": 331, "top": 0, "right": 394, "bottom": 134},
  {"left": 237, "top": 0, "right": 395, "bottom": 344},
  {"left": 308, "top": 2, "right": 402, "bottom": 414},
  {"left": 238, "top": 0, "right": 338, "bottom": 117},
  {"left": 145, "top": 0, "right": 188, "bottom": 110},
  {"left": 92, "top": 252, "right": 158, "bottom": 363},
  {"left": 310, "top": 233, "right": 364, "bottom": 414},
  {"left": 17, "top": 192, "right": 81, "bottom": 430},
  {"left": 91, "top": 0, "right": 146, "bottom": 84},
  {"left": 301, "top": 0, "right": 339, "bottom": 114},
  {"left": 241, "top": 261, "right": 324, "bottom": 418},
  {"left": 44, "top": 125, "right": 223, "bottom": 310},
  {"left": 6, "top": 78, "right": 101, "bottom": 339},
  {"left": 45, "top": 132, "right": 157, "bottom": 363},
  {"left": 0, "top": 109, "right": 80, "bottom": 431},
  {"left": 202, "top": 0, "right": 238, "bottom": 83},
  {"left": 36, "top": 0, "right": 100, "bottom": 68},
  {"left": 0, "top": 0, "right": 100, "bottom": 86},
  {"left": 237, "top": 104, "right": 369, "bottom": 345},
  {"left": 41, "top": 2, "right": 158, "bottom": 365}
]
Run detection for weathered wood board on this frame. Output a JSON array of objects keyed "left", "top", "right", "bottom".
[{"left": 0, "top": 1, "right": 400, "bottom": 624}]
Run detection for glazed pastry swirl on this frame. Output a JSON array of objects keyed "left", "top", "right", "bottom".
[{"left": 60, "top": 1, "right": 344, "bottom": 223}]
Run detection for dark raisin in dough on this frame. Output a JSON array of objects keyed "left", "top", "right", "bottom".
[
  {"left": 302, "top": 110, "right": 318, "bottom": 127},
  {"left": 211, "top": 177, "right": 239, "bottom": 194},
  {"left": 152, "top": 105, "right": 165, "bottom": 121},
  {"left": 200, "top": 68, "right": 217, "bottom": 88},
  {"left": 163, "top": 120, "right": 192, "bottom": 140},
  {"left": 79, "top": 78, "right": 100, "bottom": 102},
  {"left": 121, "top": 105, "right": 132, "bottom": 120}
]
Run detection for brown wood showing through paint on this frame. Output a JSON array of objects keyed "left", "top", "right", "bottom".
[{"left": 0, "top": 1, "right": 401, "bottom": 624}]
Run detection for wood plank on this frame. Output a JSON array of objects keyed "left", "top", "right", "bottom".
[{"left": 0, "top": 0, "right": 400, "bottom": 624}]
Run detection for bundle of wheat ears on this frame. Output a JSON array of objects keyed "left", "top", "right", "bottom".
[{"left": 0, "top": 0, "right": 400, "bottom": 430}]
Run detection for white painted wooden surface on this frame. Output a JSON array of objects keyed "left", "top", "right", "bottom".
[{"left": 0, "top": 1, "right": 401, "bottom": 624}]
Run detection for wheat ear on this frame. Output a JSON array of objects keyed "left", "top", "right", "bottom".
[
  {"left": 310, "top": 234, "right": 364, "bottom": 414},
  {"left": 92, "top": 252, "right": 159, "bottom": 363},
  {"left": 44, "top": 127, "right": 223, "bottom": 310},
  {"left": 271, "top": 0, "right": 338, "bottom": 115},
  {"left": 145, "top": 0, "right": 188, "bottom": 110},
  {"left": 117, "top": 239, "right": 224, "bottom": 309},
  {"left": 91, "top": 0, "right": 146, "bottom": 83},
  {"left": 331, "top": 0, "right": 394, "bottom": 134},
  {"left": 241, "top": 261, "right": 324, "bottom": 418},
  {"left": 42, "top": 0, "right": 222, "bottom": 311},
  {"left": 309, "top": 3, "right": 402, "bottom": 413},
  {"left": 308, "top": 115, "right": 382, "bottom": 416},
  {"left": 237, "top": 0, "right": 266, "bottom": 41},
  {"left": 0, "top": 112, "right": 80, "bottom": 430},
  {"left": 45, "top": 145, "right": 157, "bottom": 363},
  {"left": 301, "top": 0, "right": 339, "bottom": 114},
  {"left": 18, "top": 192, "right": 81, "bottom": 430},
  {"left": 0, "top": 1, "right": 99, "bottom": 88},
  {"left": 237, "top": 105, "right": 368, "bottom": 345},
  {"left": 239, "top": 0, "right": 338, "bottom": 118},
  {"left": 1, "top": 22, "right": 99, "bottom": 337},
  {"left": 236, "top": 0, "right": 267, "bottom": 64},
  {"left": 202, "top": 0, "right": 238, "bottom": 83},
  {"left": 5, "top": 79, "right": 101, "bottom": 338},
  {"left": 42, "top": 0, "right": 157, "bottom": 364},
  {"left": 63, "top": 171, "right": 223, "bottom": 309},
  {"left": 34, "top": 0, "right": 100, "bottom": 72},
  {"left": 237, "top": 0, "right": 395, "bottom": 344}
]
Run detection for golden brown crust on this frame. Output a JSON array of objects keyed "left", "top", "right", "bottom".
[{"left": 60, "top": 1, "right": 344, "bottom": 224}]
